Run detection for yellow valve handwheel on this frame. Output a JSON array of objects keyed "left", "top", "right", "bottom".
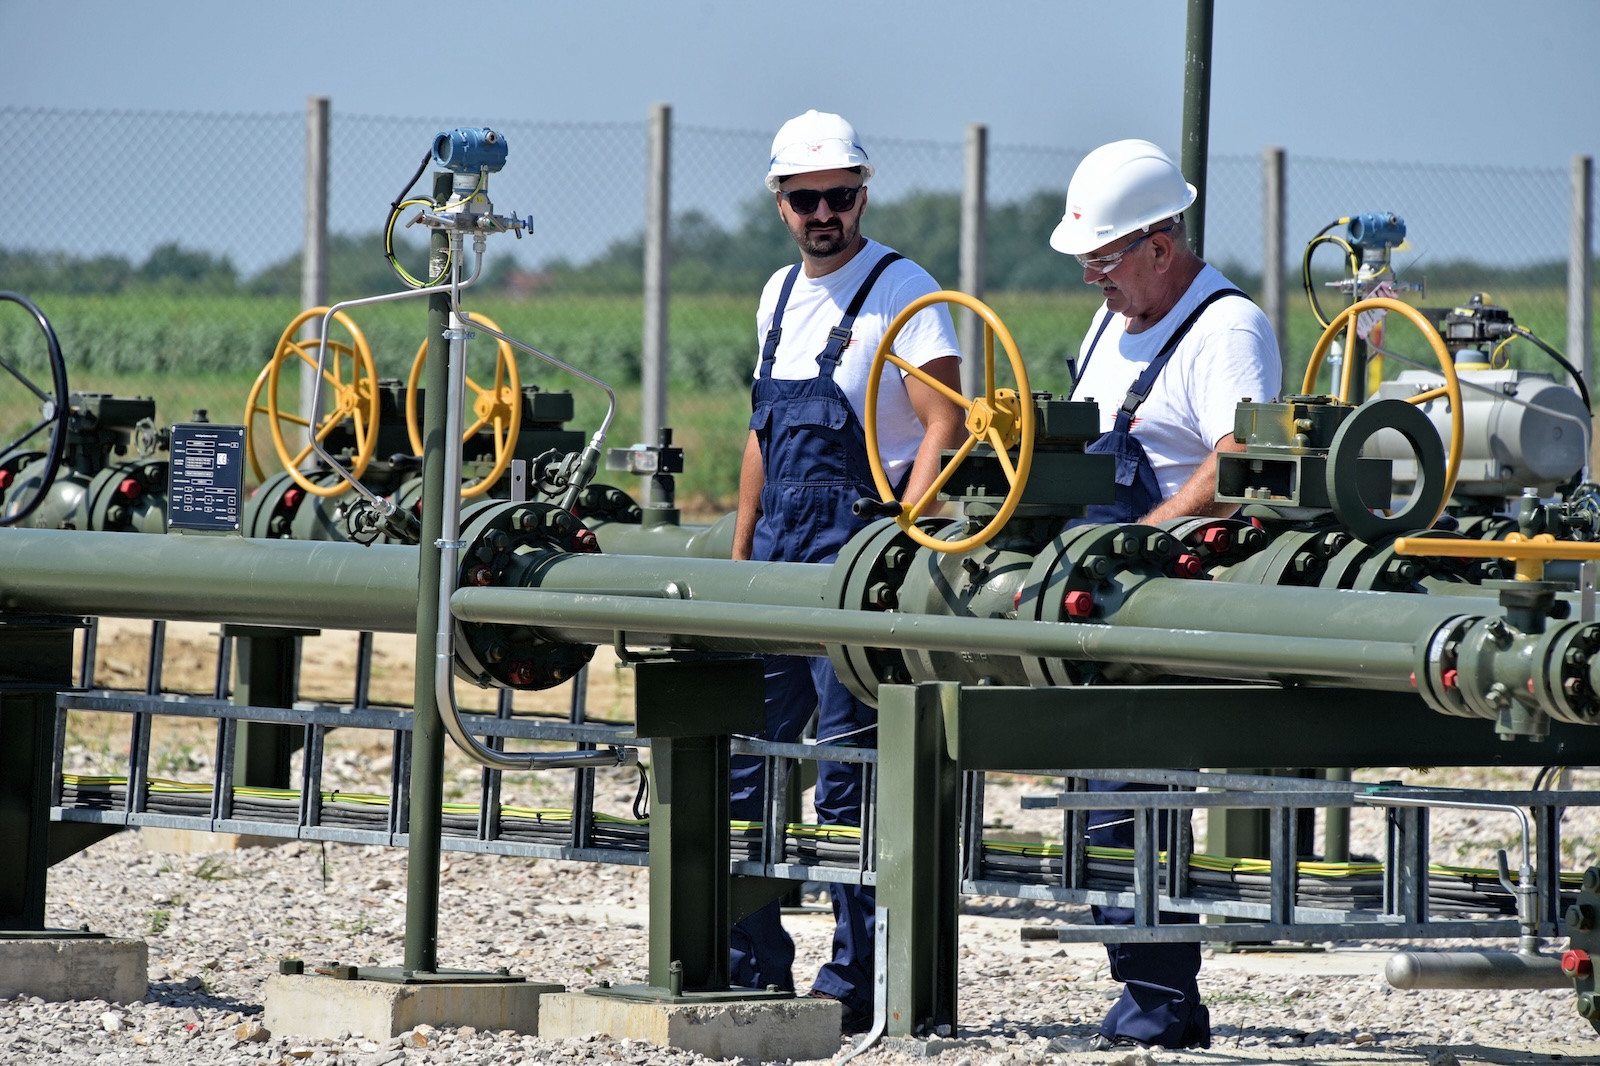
[
  {"left": 865, "top": 290, "right": 1033, "bottom": 554},
  {"left": 252, "top": 308, "right": 381, "bottom": 497},
  {"left": 405, "top": 313, "right": 521, "bottom": 498},
  {"left": 1302, "top": 296, "right": 1465, "bottom": 515}
]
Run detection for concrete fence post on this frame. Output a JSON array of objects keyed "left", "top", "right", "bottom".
[
  {"left": 642, "top": 103, "right": 671, "bottom": 451},
  {"left": 1262, "top": 146, "right": 1287, "bottom": 374},
  {"left": 300, "top": 95, "right": 329, "bottom": 443},
  {"left": 959, "top": 123, "right": 988, "bottom": 400},
  {"left": 1569, "top": 155, "right": 1594, "bottom": 470}
]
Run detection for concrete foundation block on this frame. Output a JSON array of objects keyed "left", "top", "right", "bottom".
[
  {"left": 539, "top": 991, "right": 842, "bottom": 1061},
  {"left": 0, "top": 936, "right": 148, "bottom": 1003},
  {"left": 262, "top": 973, "right": 564, "bottom": 1040},
  {"left": 140, "top": 827, "right": 287, "bottom": 854}
]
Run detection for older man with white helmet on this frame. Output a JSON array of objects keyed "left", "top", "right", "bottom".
[
  {"left": 1056, "top": 138, "right": 1280, "bottom": 527},
  {"left": 728, "top": 109, "right": 966, "bottom": 1033},
  {"left": 1052, "top": 140, "right": 1281, "bottom": 1051}
]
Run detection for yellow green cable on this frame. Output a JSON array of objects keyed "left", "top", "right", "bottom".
[{"left": 60, "top": 774, "right": 1584, "bottom": 885}]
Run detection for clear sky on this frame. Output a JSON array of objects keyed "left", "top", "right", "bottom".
[{"left": 1, "top": 0, "right": 1594, "bottom": 169}]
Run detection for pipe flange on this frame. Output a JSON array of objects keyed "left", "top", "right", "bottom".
[
  {"left": 454, "top": 500, "right": 598, "bottom": 690},
  {"left": 1338, "top": 530, "right": 1491, "bottom": 592},
  {"left": 1219, "top": 528, "right": 1330, "bottom": 587},
  {"left": 1567, "top": 867, "right": 1600, "bottom": 1033},
  {"left": 1542, "top": 622, "right": 1600, "bottom": 725},
  {"left": 824, "top": 516, "right": 950, "bottom": 705},
  {"left": 1020, "top": 522, "right": 1175, "bottom": 686},
  {"left": 571, "top": 482, "right": 643, "bottom": 525},
  {"left": 1414, "top": 614, "right": 1478, "bottom": 719},
  {"left": 86, "top": 460, "right": 168, "bottom": 533}
]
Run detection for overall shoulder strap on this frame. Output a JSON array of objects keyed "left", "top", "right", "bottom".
[
  {"left": 1112, "top": 287, "right": 1249, "bottom": 433},
  {"left": 758, "top": 263, "right": 805, "bottom": 376},
  {"left": 817, "top": 252, "right": 905, "bottom": 371},
  {"left": 1066, "top": 309, "right": 1116, "bottom": 400}
]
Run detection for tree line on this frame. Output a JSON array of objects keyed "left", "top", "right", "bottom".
[{"left": 1, "top": 189, "right": 1580, "bottom": 299}]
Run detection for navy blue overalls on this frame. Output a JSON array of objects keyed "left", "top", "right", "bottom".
[
  {"left": 1068, "top": 287, "right": 1246, "bottom": 1049},
  {"left": 729, "top": 252, "right": 904, "bottom": 1015}
]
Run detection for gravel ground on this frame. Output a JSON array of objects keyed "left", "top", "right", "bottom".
[{"left": 7, "top": 765, "right": 1599, "bottom": 1066}]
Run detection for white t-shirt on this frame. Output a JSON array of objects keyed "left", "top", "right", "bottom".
[
  {"left": 755, "top": 239, "right": 961, "bottom": 482},
  {"left": 1070, "top": 264, "right": 1281, "bottom": 501}
]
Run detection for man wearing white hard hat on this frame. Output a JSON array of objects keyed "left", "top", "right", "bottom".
[
  {"left": 730, "top": 109, "right": 966, "bottom": 1033},
  {"left": 1053, "top": 139, "right": 1281, "bottom": 1052}
]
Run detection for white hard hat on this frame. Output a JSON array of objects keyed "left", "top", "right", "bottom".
[
  {"left": 765, "top": 110, "right": 876, "bottom": 192},
  {"left": 1048, "top": 139, "right": 1197, "bottom": 256}
]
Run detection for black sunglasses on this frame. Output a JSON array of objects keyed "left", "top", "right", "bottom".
[{"left": 780, "top": 185, "right": 862, "bottom": 215}]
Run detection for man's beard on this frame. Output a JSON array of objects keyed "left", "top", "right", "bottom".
[{"left": 793, "top": 214, "right": 857, "bottom": 258}]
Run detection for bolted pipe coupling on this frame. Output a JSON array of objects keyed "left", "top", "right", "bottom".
[
  {"left": 1415, "top": 615, "right": 1600, "bottom": 735},
  {"left": 451, "top": 500, "right": 599, "bottom": 690}
]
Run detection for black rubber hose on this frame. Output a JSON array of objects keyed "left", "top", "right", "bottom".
[{"left": 0, "top": 291, "right": 70, "bottom": 526}]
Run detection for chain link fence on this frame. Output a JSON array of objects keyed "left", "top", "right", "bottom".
[{"left": 0, "top": 105, "right": 1592, "bottom": 506}]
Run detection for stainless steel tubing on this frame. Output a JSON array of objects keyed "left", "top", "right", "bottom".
[{"left": 1385, "top": 951, "right": 1569, "bottom": 990}]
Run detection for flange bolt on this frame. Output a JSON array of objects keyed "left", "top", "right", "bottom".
[
  {"left": 1063, "top": 590, "right": 1094, "bottom": 618},
  {"left": 1562, "top": 949, "right": 1593, "bottom": 978},
  {"left": 1170, "top": 553, "right": 1201, "bottom": 578}
]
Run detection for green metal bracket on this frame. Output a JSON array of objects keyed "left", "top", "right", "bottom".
[
  {"left": 0, "top": 621, "right": 77, "bottom": 931},
  {"left": 225, "top": 625, "right": 317, "bottom": 789},
  {"left": 876, "top": 682, "right": 960, "bottom": 1037},
  {"left": 631, "top": 657, "right": 771, "bottom": 997},
  {"left": 944, "top": 685, "right": 1600, "bottom": 771},
  {"left": 730, "top": 875, "right": 793, "bottom": 925}
]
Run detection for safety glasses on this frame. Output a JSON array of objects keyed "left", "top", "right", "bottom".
[
  {"left": 1076, "top": 224, "right": 1175, "bottom": 273},
  {"left": 780, "top": 185, "right": 862, "bottom": 215}
]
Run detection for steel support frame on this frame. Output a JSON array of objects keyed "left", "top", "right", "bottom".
[
  {"left": 227, "top": 625, "right": 315, "bottom": 790},
  {"left": 632, "top": 656, "right": 781, "bottom": 994},
  {"left": 1, "top": 621, "right": 83, "bottom": 931},
  {"left": 876, "top": 682, "right": 961, "bottom": 1037}
]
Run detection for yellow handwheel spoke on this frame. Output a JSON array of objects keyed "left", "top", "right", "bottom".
[
  {"left": 906, "top": 435, "right": 979, "bottom": 521},
  {"left": 985, "top": 427, "right": 1019, "bottom": 484},
  {"left": 885, "top": 349, "right": 970, "bottom": 408}
]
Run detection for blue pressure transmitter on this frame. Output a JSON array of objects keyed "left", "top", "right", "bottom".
[
  {"left": 1346, "top": 212, "right": 1406, "bottom": 250},
  {"left": 432, "top": 127, "right": 509, "bottom": 174}
]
